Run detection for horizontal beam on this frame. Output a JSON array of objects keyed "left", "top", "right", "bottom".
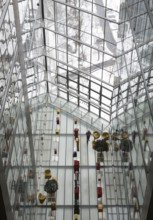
[
  {"left": 15, "top": 204, "right": 140, "bottom": 208},
  {"left": 52, "top": 0, "right": 119, "bottom": 24},
  {"left": 9, "top": 165, "right": 146, "bottom": 169}
]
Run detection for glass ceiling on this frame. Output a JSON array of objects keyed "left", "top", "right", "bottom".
[
  {"left": 1, "top": 0, "right": 153, "bottom": 124},
  {"left": 20, "top": 0, "right": 121, "bottom": 122},
  {"left": 1, "top": 1, "right": 153, "bottom": 219}
]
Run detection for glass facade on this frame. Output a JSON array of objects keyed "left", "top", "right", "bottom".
[{"left": 0, "top": 0, "right": 153, "bottom": 220}]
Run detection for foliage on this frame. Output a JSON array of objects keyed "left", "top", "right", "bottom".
[
  {"left": 120, "top": 139, "right": 133, "bottom": 152},
  {"left": 94, "top": 139, "right": 109, "bottom": 152}
]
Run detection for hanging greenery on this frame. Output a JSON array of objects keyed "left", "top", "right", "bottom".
[
  {"left": 94, "top": 139, "right": 109, "bottom": 152},
  {"left": 120, "top": 139, "right": 133, "bottom": 152}
]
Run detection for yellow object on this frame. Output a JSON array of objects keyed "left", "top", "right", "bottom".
[
  {"left": 52, "top": 176, "right": 56, "bottom": 181},
  {"left": 93, "top": 131, "right": 100, "bottom": 140},
  {"left": 57, "top": 108, "right": 60, "bottom": 113},
  {"left": 38, "top": 193, "right": 46, "bottom": 204},
  {"left": 44, "top": 169, "right": 52, "bottom": 179},
  {"left": 98, "top": 203, "right": 104, "bottom": 212},
  {"left": 74, "top": 117, "right": 77, "bottom": 124},
  {"left": 102, "top": 131, "right": 109, "bottom": 139},
  {"left": 76, "top": 137, "right": 79, "bottom": 142},
  {"left": 122, "top": 131, "right": 128, "bottom": 139},
  {"left": 74, "top": 214, "right": 78, "bottom": 220},
  {"left": 76, "top": 138, "right": 79, "bottom": 151},
  {"left": 55, "top": 129, "right": 60, "bottom": 134},
  {"left": 50, "top": 217, "right": 54, "bottom": 220},
  {"left": 51, "top": 202, "right": 57, "bottom": 210}
]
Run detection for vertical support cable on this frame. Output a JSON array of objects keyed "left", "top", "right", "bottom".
[{"left": 41, "top": 0, "right": 49, "bottom": 93}]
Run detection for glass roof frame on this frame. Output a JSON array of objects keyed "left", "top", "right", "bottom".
[{"left": 20, "top": 0, "right": 120, "bottom": 121}]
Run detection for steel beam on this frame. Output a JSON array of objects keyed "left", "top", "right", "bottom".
[
  {"left": 141, "top": 157, "right": 153, "bottom": 220},
  {"left": 52, "top": 0, "right": 118, "bottom": 24},
  {"left": 12, "top": 0, "right": 37, "bottom": 190},
  {"left": 143, "top": 0, "right": 153, "bottom": 27},
  {"left": 0, "top": 156, "right": 14, "bottom": 220},
  {"left": 15, "top": 204, "right": 136, "bottom": 208},
  {"left": 125, "top": 3, "right": 153, "bottom": 123},
  {"left": 0, "top": 0, "right": 10, "bottom": 29},
  {"left": 41, "top": 0, "right": 49, "bottom": 93}
]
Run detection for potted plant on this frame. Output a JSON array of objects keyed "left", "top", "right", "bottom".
[
  {"left": 44, "top": 179, "right": 58, "bottom": 194},
  {"left": 94, "top": 139, "right": 109, "bottom": 152}
]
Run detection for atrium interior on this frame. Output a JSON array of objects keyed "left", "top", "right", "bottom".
[{"left": 0, "top": 0, "right": 153, "bottom": 220}]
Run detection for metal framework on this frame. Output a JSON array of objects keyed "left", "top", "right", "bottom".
[{"left": 0, "top": 0, "right": 153, "bottom": 220}]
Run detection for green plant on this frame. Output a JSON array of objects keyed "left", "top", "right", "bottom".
[{"left": 94, "top": 139, "right": 109, "bottom": 152}]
